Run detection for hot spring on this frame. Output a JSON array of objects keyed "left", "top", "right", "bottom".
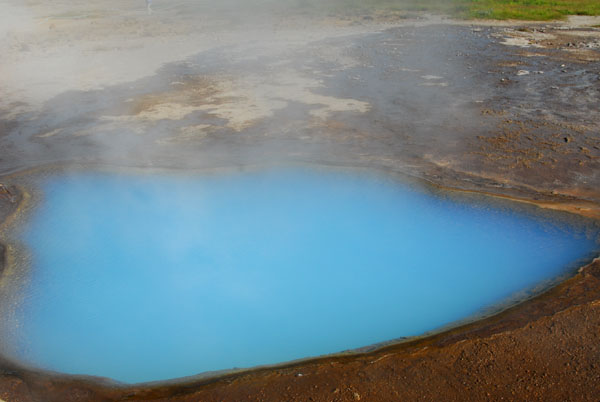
[{"left": 2, "top": 168, "right": 598, "bottom": 383}]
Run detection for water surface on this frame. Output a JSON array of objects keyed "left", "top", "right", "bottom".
[{"left": 4, "top": 169, "right": 599, "bottom": 383}]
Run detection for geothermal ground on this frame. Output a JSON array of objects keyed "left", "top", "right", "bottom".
[{"left": 1, "top": 0, "right": 600, "bottom": 400}]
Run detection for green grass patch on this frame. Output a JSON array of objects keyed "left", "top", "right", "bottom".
[
  {"left": 466, "top": 0, "right": 600, "bottom": 20},
  {"left": 281, "top": 0, "right": 600, "bottom": 21}
]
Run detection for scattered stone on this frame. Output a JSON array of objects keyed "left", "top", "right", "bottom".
[
  {"left": 517, "top": 70, "right": 530, "bottom": 76},
  {"left": 0, "top": 184, "right": 16, "bottom": 203}
]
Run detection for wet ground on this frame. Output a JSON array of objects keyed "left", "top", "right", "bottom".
[{"left": 1, "top": 0, "right": 600, "bottom": 400}]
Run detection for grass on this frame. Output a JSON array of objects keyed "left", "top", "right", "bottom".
[
  {"left": 466, "top": 0, "right": 600, "bottom": 20},
  {"left": 285, "top": 0, "right": 600, "bottom": 21}
]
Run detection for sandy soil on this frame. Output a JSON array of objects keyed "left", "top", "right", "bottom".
[{"left": 1, "top": 1, "right": 600, "bottom": 400}]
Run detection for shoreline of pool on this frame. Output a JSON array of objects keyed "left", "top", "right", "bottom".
[{"left": 0, "top": 161, "right": 599, "bottom": 399}]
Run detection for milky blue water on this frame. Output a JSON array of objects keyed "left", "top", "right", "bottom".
[{"left": 6, "top": 169, "right": 599, "bottom": 383}]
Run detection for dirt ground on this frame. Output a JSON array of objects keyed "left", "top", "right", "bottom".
[{"left": 1, "top": 0, "right": 600, "bottom": 400}]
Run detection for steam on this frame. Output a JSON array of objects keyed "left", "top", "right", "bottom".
[{"left": 0, "top": 0, "right": 476, "bottom": 174}]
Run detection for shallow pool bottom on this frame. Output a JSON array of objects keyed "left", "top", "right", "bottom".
[{"left": 2, "top": 168, "right": 598, "bottom": 383}]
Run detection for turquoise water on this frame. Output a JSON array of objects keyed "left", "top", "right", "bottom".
[{"left": 6, "top": 169, "right": 599, "bottom": 383}]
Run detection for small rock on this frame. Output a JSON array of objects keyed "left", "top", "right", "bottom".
[
  {"left": 516, "top": 70, "right": 530, "bottom": 76},
  {"left": 353, "top": 392, "right": 361, "bottom": 400}
]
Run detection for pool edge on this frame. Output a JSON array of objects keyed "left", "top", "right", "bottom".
[{"left": 0, "top": 162, "right": 599, "bottom": 400}]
